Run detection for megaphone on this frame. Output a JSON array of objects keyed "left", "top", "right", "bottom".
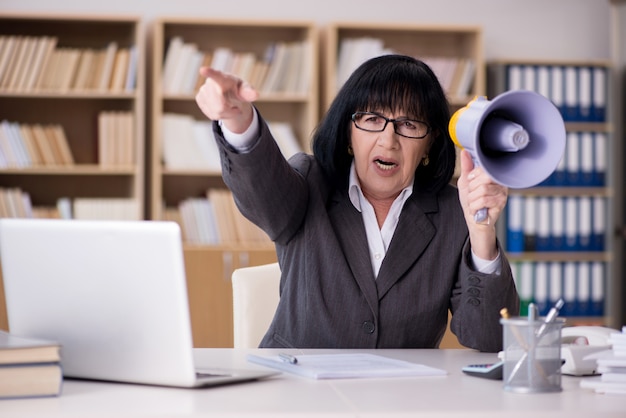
[{"left": 449, "top": 90, "right": 566, "bottom": 222}]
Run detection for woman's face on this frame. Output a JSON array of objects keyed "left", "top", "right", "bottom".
[{"left": 350, "top": 110, "right": 431, "bottom": 203}]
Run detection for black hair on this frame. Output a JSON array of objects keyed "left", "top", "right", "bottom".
[{"left": 311, "top": 54, "right": 456, "bottom": 194}]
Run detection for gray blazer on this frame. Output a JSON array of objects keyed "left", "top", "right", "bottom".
[{"left": 215, "top": 115, "right": 519, "bottom": 352}]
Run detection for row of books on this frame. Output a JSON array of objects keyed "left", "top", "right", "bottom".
[
  {"left": 164, "top": 189, "right": 271, "bottom": 245},
  {"left": 336, "top": 37, "right": 475, "bottom": 98},
  {"left": 540, "top": 131, "right": 607, "bottom": 187},
  {"left": 0, "top": 330, "right": 62, "bottom": 399},
  {"left": 512, "top": 260, "right": 605, "bottom": 318},
  {"left": 98, "top": 111, "right": 135, "bottom": 166},
  {"left": 0, "top": 120, "right": 74, "bottom": 168},
  {"left": 0, "top": 188, "right": 140, "bottom": 221},
  {"left": 0, "top": 35, "right": 137, "bottom": 93},
  {"left": 69, "top": 198, "right": 141, "bottom": 221},
  {"left": 2, "top": 112, "right": 135, "bottom": 168},
  {"left": 504, "top": 64, "right": 607, "bottom": 122},
  {"left": 162, "top": 36, "right": 312, "bottom": 96},
  {"left": 161, "top": 113, "right": 302, "bottom": 171},
  {"left": 581, "top": 327, "right": 626, "bottom": 395},
  {"left": 506, "top": 195, "right": 606, "bottom": 253}
]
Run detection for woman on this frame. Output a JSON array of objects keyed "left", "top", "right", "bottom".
[{"left": 196, "top": 54, "right": 519, "bottom": 352}]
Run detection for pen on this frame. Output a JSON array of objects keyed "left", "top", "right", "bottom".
[
  {"left": 536, "top": 298, "right": 564, "bottom": 338},
  {"left": 279, "top": 353, "right": 298, "bottom": 364}
]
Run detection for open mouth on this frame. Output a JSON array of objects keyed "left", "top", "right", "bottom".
[{"left": 375, "top": 158, "right": 397, "bottom": 171}]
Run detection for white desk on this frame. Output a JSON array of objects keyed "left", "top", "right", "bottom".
[{"left": 1, "top": 349, "right": 624, "bottom": 417}]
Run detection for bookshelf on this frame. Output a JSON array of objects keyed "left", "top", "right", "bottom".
[
  {"left": 151, "top": 19, "right": 319, "bottom": 346},
  {"left": 151, "top": 18, "right": 318, "bottom": 222},
  {"left": 323, "top": 22, "right": 485, "bottom": 112},
  {"left": 487, "top": 60, "right": 616, "bottom": 327},
  {"left": 0, "top": 14, "right": 145, "bottom": 220}
]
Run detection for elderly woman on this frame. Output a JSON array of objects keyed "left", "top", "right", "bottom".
[{"left": 195, "top": 54, "right": 519, "bottom": 352}]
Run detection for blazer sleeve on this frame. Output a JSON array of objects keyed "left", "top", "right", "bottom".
[
  {"left": 212, "top": 111, "right": 311, "bottom": 244},
  {"left": 450, "top": 239, "right": 520, "bottom": 352}
]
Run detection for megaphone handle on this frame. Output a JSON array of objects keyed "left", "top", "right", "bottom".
[
  {"left": 474, "top": 207, "right": 488, "bottom": 223},
  {"left": 470, "top": 155, "right": 489, "bottom": 223}
]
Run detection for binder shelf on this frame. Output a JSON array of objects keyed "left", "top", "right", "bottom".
[{"left": 488, "top": 60, "right": 615, "bottom": 327}]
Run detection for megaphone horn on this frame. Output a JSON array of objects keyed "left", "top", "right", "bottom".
[{"left": 449, "top": 90, "right": 566, "bottom": 222}]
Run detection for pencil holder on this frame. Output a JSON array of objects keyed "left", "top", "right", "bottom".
[{"left": 500, "top": 317, "right": 565, "bottom": 393}]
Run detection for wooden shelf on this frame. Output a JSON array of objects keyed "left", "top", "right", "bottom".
[
  {"left": 151, "top": 18, "right": 319, "bottom": 221},
  {"left": 509, "top": 187, "right": 612, "bottom": 197},
  {"left": 0, "top": 13, "right": 145, "bottom": 218},
  {"left": 323, "top": 22, "right": 485, "bottom": 112}
]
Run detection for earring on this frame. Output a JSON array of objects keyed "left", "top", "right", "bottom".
[
  {"left": 422, "top": 155, "right": 430, "bottom": 166},
  {"left": 347, "top": 145, "right": 354, "bottom": 155}
]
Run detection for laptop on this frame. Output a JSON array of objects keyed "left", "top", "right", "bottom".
[{"left": 0, "top": 218, "right": 277, "bottom": 388}]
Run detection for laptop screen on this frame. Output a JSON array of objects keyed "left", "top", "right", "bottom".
[{"left": 0, "top": 219, "right": 201, "bottom": 387}]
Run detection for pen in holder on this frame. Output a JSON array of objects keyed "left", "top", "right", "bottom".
[{"left": 500, "top": 299, "right": 565, "bottom": 393}]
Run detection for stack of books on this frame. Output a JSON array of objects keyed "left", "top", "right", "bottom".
[
  {"left": 581, "top": 326, "right": 626, "bottom": 395},
  {"left": 0, "top": 330, "right": 62, "bottom": 399}
]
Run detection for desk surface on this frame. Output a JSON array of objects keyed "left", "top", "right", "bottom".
[{"left": 1, "top": 348, "right": 624, "bottom": 417}]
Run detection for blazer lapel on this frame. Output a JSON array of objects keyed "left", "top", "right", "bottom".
[
  {"left": 376, "top": 193, "right": 438, "bottom": 299},
  {"left": 328, "top": 191, "right": 379, "bottom": 313}
]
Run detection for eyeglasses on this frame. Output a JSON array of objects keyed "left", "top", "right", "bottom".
[{"left": 351, "top": 111, "right": 431, "bottom": 139}]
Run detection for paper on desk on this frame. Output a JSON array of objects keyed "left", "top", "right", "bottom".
[{"left": 247, "top": 353, "right": 447, "bottom": 379}]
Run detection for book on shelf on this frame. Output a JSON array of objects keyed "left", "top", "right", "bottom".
[
  {"left": 11, "top": 36, "right": 37, "bottom": 91},
  {"left": 0, "top": 35, "right": 136, "bottom": 93},
  {"left": 1, "top": 36, "right": 26, "bottom": 90},
  {"left": 491, "top": 63, "right": 607, "bottom": 122},
  {"left": 167, "top": 42, "right": 200, "bottom": 95},
  {"left": 161, "top": 113, "right": 221, "bottom": 171},
  {"left": 72, "top": 198, "right": 141, "bottom": 221},
  {"left": 0, "top": 187, "right": 33, "bottom": 218},
  {"left": 261, "top": 41, "right": 311, "bottom": 95},
  {"left": 161, "top": 37, "right": 310, "bottom": 96},
  {"left": 109, "top": 47, "right": 130, "bottom": 92},
  {"left": 179, "top": 197, "right": 219, "bottom": 245},
  {"left": 0, "top": 330, "right": 62, "bottom": 399},
  {"left": 0, "top": 194, "right": 140, "bottom": 221},
  {"left": 512, "top": 260, "right": 605, "bottom": 318},
  {"left": 97, "top": 41, "right": 118, "bottom": 91},
  {"left": 36, "top": 47, "right": 61, "bottom": 91},
  {"left": 161, "top": 113, "right": 301, "bottom": 170},
  {"left": 59, "top": 48, "right": 81, "bottom": 92},
  {"left": 124, "top": 45, "right": 138, "bottom": 92},
  {"left": 162, "top": 36, "right": 184, "bottom": 94},
  {"left": 174, "top": 190, "right": 271, "bottom": 245},
  {"left": 47, "top": 125, "right": 75, "bottom": 165},
  {"left": 0, "top": 121, "right": 74, "bottom": 167},
  {"left": 506, "top": 195, "right": 606, "bottom": 253},
  {"left": 98, "top": 111, "right": 134, "bottom": 166},
  {"left": 335, "top": 37, "right": 474, "bottom": 97},
  {"left": 0, "top": 36, "right": 17, "bottom": 88},
  {"left": 71, "top": 46, "right": 94, "bottom": 91},
  {"left": 207, "top": 188, "right": 239, "bottom": 245}
]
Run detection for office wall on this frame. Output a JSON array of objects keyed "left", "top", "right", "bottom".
[{"left": 1, "top": 0, "right": 611, "bottom": 61}]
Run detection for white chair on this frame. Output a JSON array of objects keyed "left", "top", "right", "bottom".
[{"left": 231, "top": 262, "right": 281, "bottom": 349}]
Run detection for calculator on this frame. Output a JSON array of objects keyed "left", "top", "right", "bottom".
[{"left": 461, "top": 361, "right": 504, "bottom": 380}]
